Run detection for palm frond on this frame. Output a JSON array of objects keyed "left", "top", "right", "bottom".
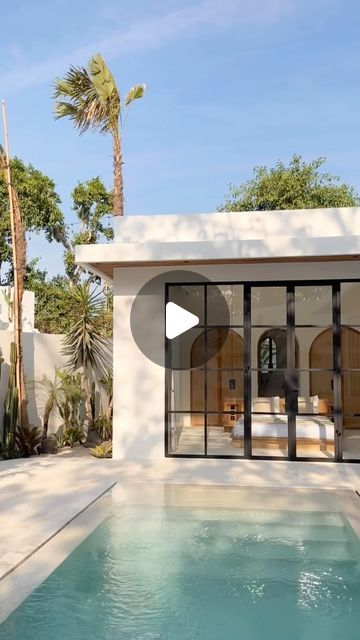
[
  {"left": 125, "top": 84, "right": 146, "bottom": 107},
  {"left": 89, "top": 53, "right": 117, "bottom": 101},
  {"left": 53, "top": 65, "right": 111, "bottom": 133},
  {"left": 62, "top": 284, "right": 111, "bottom": 376}
]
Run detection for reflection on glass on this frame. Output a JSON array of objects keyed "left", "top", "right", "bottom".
[
  {"left": 295, "top": 286, "right": 332, "bottom": 325},
  {"left": 168, "top": 413, "right": 204, "bottom": 455},
  {"left": 251, "top": 287, "right": 286, "bottom": 325},
  {"left": 207, "top": 285, "right": 243, "bottom": 325},
  {"left": 250, "top": 413, "right": 288, "bottom": 457},
  {"left": 295, "top": 416, "right": 334, "bottom": 459},
  {"left": 341, "top": 283, "right": 360, "bottom": 325},
  {"left": 168, "top": 285, "right": 205, "bottom": 325},
  {"left": 206, "top": 413, "right": 244, "bottom": 456}
]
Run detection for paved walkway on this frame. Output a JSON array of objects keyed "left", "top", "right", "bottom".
[{"left": 1, "top": 449, "right": 360, "bottom": 581}]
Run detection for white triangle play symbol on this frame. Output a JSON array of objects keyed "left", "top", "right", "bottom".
[{"left": 166, "top": 302, "right": 199, "bottom": 339}]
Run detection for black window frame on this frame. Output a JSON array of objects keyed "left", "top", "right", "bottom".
[{"left": 165, "top": 278, "right": 360, "bottom": 463}]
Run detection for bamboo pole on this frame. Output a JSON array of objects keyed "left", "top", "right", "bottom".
[{"left": 1, "top": 99, "right": 28, "bottom": 428}]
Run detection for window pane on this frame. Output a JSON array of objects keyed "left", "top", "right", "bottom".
[
  {"left": 251, "top": 287, "right": 286, "bottom": 325},
  {"left": 340, "top": 327, "right": 360, "bottom": 369},
  {"left": 167, "top": 413, "right": 204, "bottom": 455},
  {"left": 295, "top": 286, "right": 332, "bottom": 325},
  {"left": 297, "top": 327, "right": 333, "bottom": 370},
  {"left": 296, "top": 416, "right": 334, "bottom": 459},
  {"left": 252, "top": 328, "right": 287, "bottom": 370},
  {"left": 296, "top": 370, "right": 334, "bottom": 415},
  {"left": 207, "top": 371, "right": 244, "bottom": 413},
  {"left": 168, "top": 285, "right": 205, "bottom": 324},
  {"left": 169, "top": 328, "right": 205, "bottom": 370},
  {"left": 341, "top": 283, "right": 360, "bottom": 325},
  {"left": 207, "top": 284, "right": 243, "bottom": 325},
  {"left": 342, "top": 372, "right": 360, "bottom": 419},
  {"left": 168, "top": 370, "right": 204, "bottom": 412},
  {"left": 250, "top": 413, "right": 288, "bottom": 457},
  {"left": 207, "top": 414, "right": 244, "bottom": 456}
]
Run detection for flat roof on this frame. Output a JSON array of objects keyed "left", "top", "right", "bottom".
[{"left": 75, "top": 208, "right": 360, "bottom": 280}]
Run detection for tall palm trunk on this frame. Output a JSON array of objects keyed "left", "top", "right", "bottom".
[
  {"left": 112, "top": 127, "right": 123, "bottom": 216},
  {"left": 1, "top": 103, "right": 29, "bottom": 429}
]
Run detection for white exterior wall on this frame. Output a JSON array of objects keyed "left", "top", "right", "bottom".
[
  {"left": 0, "top": 332, "right": 68, "bottom": 435},
  {"left": 113, "top": 260, "right": 360, "bottom": 460}
]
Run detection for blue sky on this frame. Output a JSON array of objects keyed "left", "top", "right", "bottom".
[{"left": 1, "top": 0, "right": 360, "bottom": 277}]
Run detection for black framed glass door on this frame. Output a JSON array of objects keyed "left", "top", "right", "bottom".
[{"left": 165, "top": 279, "right": 360, "bottom": 462}]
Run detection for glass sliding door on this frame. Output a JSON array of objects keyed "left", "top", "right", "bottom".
[
  {"left": 250, "top": 286, "right": 288, "bottom": 457},
  {"left": 166, "top": 279, "right": 360, "bottom": 463},
  {"left": 294, "top": 286, "right": 336, "bottom": 459},
  {"left": 341, "top": 283, "right": 360, "bottom": 460}
]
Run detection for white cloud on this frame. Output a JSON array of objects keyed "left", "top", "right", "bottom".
[{"left": 0, "top": 0, "right": 291, "bottom": 92}]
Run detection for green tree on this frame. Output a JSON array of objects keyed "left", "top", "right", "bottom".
[
  {"left": 64, "top": 177, "right": 113, "bottom": 284},
  {"left": 220, "top": 155, "right": 359, "bottom": 212},
  {"left": 0, "top": 157, "right": 65, "bottom": 278},
  {"left": 53, "top": 53, "right": 145, "bottom": 216}
]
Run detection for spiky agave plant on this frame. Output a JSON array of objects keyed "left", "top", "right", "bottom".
[
  {"left": 53, "top": 53, "right": 145, "bottom": 216},
  {"left": 62, "top": 283, "right": 111, "bottom": 424}
]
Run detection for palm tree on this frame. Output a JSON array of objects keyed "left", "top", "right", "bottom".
[
  {"left": 0, "top": 137, "right": 29, "bottom": 430},
  {"left": 53, "top": 54, "right": 145, "bottom": 216},
  {"left": 62, "top": 283, "right": 111, "bottom": 424}
]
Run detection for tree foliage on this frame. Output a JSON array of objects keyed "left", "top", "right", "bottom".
[
  {"left": 220, "top": 155, "right": 359, "bottom": 212},
  {"left": 64, "top": 177, "right": 113, "bottom": 284},
  {"left": 0, "top": 157, "right": 65, "bottom": 273},
  {"left": 53, "top": 53, "right": 145, "bottom": 216}
]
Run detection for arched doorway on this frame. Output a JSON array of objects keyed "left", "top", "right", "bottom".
[
  {"left": 310, "top": 327, "right": 360, "bottom": 427},
  {"left": 257, "top": 329, "right": 298, "bottom": 396},
  {"left": 191, "top": 328, "right": 244, "bottom": 425}
]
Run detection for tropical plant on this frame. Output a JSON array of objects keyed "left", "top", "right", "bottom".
[
  {"left": 15, "top": 425, "right": 41, "bottom": 457},
  {"left": 3, "top": 342, "right": 19, "bottom": 448},
  {"left": 53, "top": 54, "right": 145, "bottom": 216},
  {"left": 56, "top": 371, "right": 85, "bottom": 432},
  {"left": 94, "top": 415, "right": 112, "bottom": 441},
  {"left": 90, "top": 441, "right": 112, "bottom": 458},
  {"left": 62, "top": 283, "right": 111, "bottom": 423},
  {"left": 219, "top": 155, "right": 359, "bottom": 212},
  {"left": 59, "top": 425, "right": 86, "bottom": 448},
  {"left": 99, "top": 368, "right": 113, "bottom": 419}
]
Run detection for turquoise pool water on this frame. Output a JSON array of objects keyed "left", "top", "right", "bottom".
[{"left": 1, "top": 504, "right": 359, "bottom": 639}]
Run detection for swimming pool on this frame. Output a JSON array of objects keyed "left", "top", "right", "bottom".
[{"left": 0, "top": 496, "right": 359, "bottom": 639}]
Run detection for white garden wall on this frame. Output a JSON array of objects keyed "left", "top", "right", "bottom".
[{"left": 0, "top": 332, "right": 68, "bottom": 436}]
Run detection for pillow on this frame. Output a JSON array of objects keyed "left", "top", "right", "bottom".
[
  {"left": 252, "top": 396, "right": 280, "bottom": 413},
  {"left": 298, "top": 396, "right": 316, "bottom": 414}
]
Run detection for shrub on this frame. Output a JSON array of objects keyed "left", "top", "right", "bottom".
[
  {"left": 93, "top": 415, "right": 112, "bottom": 441},
  {"left": 90, "top": 442, "right": 112, "bottom": 458},
  {"left": 15, "top": 425, "right": 42, "bottom": 457},
  {"left": 59, "top": 426, "right": 86, "bottom": 448}
]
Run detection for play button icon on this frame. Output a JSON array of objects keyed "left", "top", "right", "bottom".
[
  {"left": 165, "top": 302, "right": 199, "bottom": 339},
  {"left": 130, "top": 269, "right": 230, "bottom": 369}
]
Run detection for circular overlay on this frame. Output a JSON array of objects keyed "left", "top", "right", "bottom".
[{"left": 130, "top": 270, "right": 230, "bottom": 369}]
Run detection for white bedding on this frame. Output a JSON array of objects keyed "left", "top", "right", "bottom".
[{"left": 232, "top": 416, "right": 335, "bottom": 441}]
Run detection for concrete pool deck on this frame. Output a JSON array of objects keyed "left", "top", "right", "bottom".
[{"left": 1, "top": 449, "right": 360, "bottom": 584}]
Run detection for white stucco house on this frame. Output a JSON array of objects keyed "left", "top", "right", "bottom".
[{"left": 75, "top": 208, "right": 360, "bottom": 464}]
